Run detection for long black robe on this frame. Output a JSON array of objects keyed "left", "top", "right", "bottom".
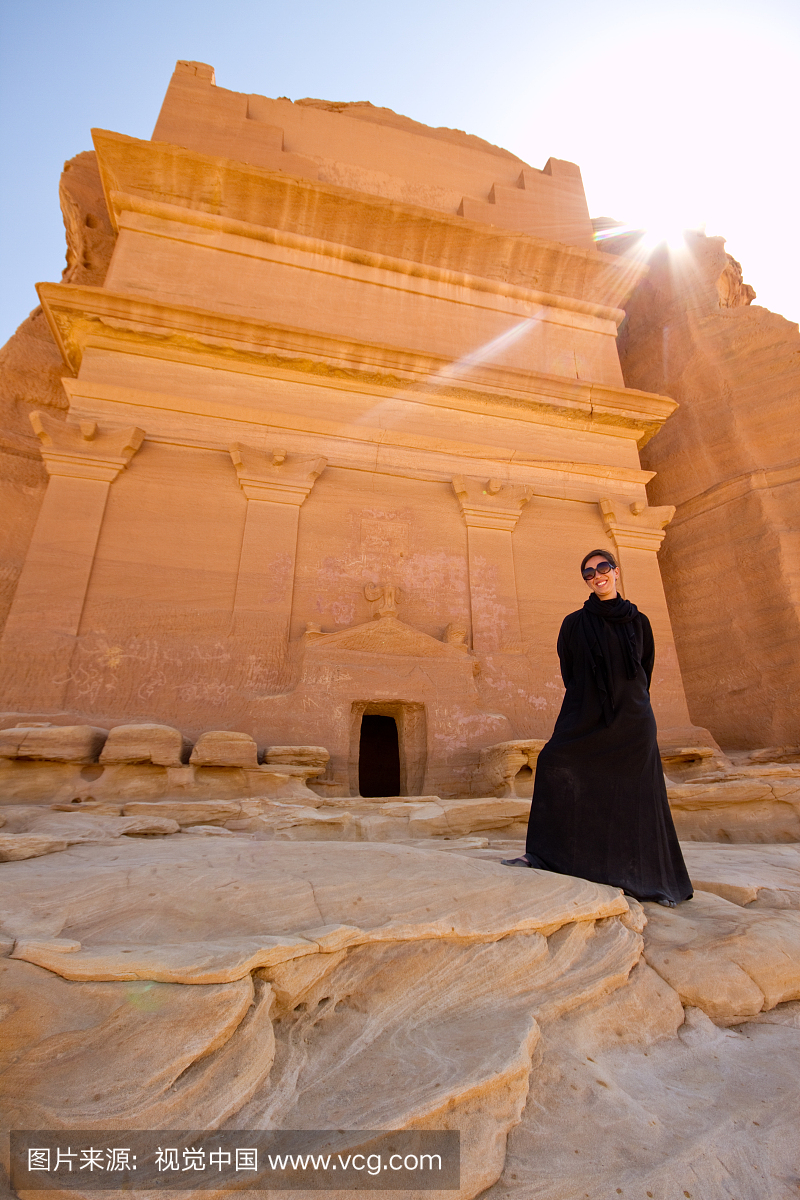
[{"left": 525, "top": 595, "right": 693, "bottom": 904}]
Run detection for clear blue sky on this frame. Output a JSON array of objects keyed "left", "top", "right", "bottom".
[{"left": 2, "top": 0, "right": 799, "bottom": 346}]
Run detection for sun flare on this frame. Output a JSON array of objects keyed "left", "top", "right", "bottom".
[{"left": 594, "top": 210, "right": 706, "bottom": 258}]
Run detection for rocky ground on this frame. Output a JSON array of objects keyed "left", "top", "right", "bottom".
[
  {"left": 1, "top": 826, "right": 799, "bottom": 1198},
  {"left": 1, "top": 730, "right": 799, "bottom": 1198}
]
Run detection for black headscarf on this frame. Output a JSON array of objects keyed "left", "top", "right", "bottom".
[{"left": 580, "top": 592, "right": 640, "bottom": 724}]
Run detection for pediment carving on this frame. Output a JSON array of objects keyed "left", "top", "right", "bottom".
[{"left": 303, "top": 615, "right": 472, "bottom": 659}]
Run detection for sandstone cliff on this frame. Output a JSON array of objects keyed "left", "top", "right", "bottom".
[
  {"left": 616, "top": 231, "right": 800, "bottom": 749},
  {"left": 0, "top": 152, "right": 115, "bottom": 631}
]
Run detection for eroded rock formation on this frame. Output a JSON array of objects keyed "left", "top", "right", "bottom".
[
  {"left": 1, "top": 810, "right": 799, "bottom": 1198},
  {"left": 617, "top": 231, "right": 800, "bottom": 750},
  {"left": 0, "top": 152, "right": 115, "bottom": 633}
]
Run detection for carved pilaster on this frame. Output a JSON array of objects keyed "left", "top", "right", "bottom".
[
  {"left": 599, "top": 497, "right": 675, "bottom": 553},
  {"left": 598, "top": 496, "right": 694, "bottom": 734},
  {"left": 452, "top": 475, "right": 532, "bottom": 654},
  {"left": 229, "top": 445, "right": 327, "bottom": 639},
  {"left": 0, "top": 413, "right": 145, "bottom": 709}
]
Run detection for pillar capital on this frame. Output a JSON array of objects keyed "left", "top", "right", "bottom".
[
  {"left": 229, "top": 444, "right": 326, "bottom": 505},
  {"left": 452, "top": 475, "right": 532, "bottom": 532},
  {"left": 599, "top": 497, "right": 675, "bottom": 552},
  {"left": 30, "top": 411, "right": 144, "bottom": 482}
]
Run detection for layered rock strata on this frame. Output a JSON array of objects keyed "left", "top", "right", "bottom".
[
  {"left": 1, "top": 839, "right": 635, "bottom": 1197},
  {"left": 2, "top": 834, "right": 800, "bottom": 1199},
  {"left": 1, "top": 721, "right": 798, "bottom": 853}
]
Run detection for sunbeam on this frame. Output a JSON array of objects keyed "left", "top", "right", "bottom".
[
  {"left": 353, "top": 311, "right": 545, "bottom": 429},
  {"left": 431, "top": 312, "right": 544, "bottom": 381}
]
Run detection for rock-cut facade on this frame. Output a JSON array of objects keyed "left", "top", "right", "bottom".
[{"left": 0, "top": 60, "right": 711, "bottom": 797}]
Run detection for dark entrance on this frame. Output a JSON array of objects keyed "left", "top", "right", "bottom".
[{"left": 358, "top": 714, "right": 401, "bottom": 797}]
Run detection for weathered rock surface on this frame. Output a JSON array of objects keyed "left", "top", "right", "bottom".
[
  {"left": 745, "top": 746, "right": 800, "bottom": 764},
  {"left": 4, "top": 760, "right": 800, "bottom": 869},
  {"left": 238, "top": 912, "right": 640, "bottom": 1200},
  {"left": 0, "top": 754, "right": 325, "bottom": 807},
  {"left": 265, "top": 745, "right": 330, "bottom": 768},
  {"left": 401, "top": 796, "right": 530, "bottom": 837},
  {"left": 0, "top": 723, "right": 108, "bottom": 762},
  {"left": 0, "top": 838, "right": 638, "bottom": 1197},
  {"left": 618, "top": 230, "right": 800, "bottom": 750},
  {"left": 99, "top": 722, "right": 192, "bottom": 767},
  {"left": 0, "top": 835, "right": 70, "bottom": 862},
  {"left": 179, "top": 823, "right": 239, "bottom": 837},
  {"left": 681, "top": 841, "right": 800, "bottom": 908},
  {"left": 189, "top": 730, "right": 259, "bottom": 767},
  {"left": 3, "top": 832, "right": 800, "bottom": 1196},
  {"left": 0, "top": 806, "right": 180, "bottom": 859},
  {"left": 484, "top": 995, "right": 800, "bottom": 1200},
  {"left": 668, "top": 776, "right": 800, "bottom": 841},
  {"left": 0, "top": 958, "right": 274, "bottom": 1129},
  {"left": 240, "top": 804, "right": 357, "bottom": 840},
  {"left": 0, "top": 791, "right": 537, "bottom": 858},
  {"left": 643, "top": 890, "right": 800, "bottom": 1023},
  {"left": 122, "top": 798, "right": 256, "bottom": 825},
  {"left": 745, "top": 998, "right": 800, "bottom": 1029},
  {"left": 472, "top": 740, "right": 546, "bottom": 798},
  {"left": 659, "top": 741, "right": 729, "bottom": 781},
  {"left": 0, "top": 840, "right": 629, "bottom": 967},
  {"left": 0, "top": 150, "right": 115, "bottom": 636}
]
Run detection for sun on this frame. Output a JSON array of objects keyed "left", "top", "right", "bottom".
[{"left": 594, "top": 214, "right": 703, "bottom": 258}]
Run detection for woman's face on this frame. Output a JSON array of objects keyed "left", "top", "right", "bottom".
[{"left": 583, "top": 554, "right": 619, "bottom": 600}]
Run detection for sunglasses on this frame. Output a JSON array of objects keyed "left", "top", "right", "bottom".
[{"left": 581, "top": 560, "right": 615, "bottom": 580}]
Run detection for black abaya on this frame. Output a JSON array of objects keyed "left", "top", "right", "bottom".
[{"left": 525, "top": 593, "right": 693, "bottom": 905}]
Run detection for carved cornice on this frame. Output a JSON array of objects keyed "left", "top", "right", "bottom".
[
  {"left": 91, "top": 129, "right": 645, "bottom": 313},
  {"left": 29, "top": 411, "right": 144, "bottom": 482},
  {"left": 599, "top": 497, "right": 675, "bottom": 552},
  {"left": 229, "top": 443, "right": 326, "bottom": 504},
  {"left": 452, "top": 475, "right": 533, "bottom": 531},
  {"left": 111, "top": 198, "right": 625, "bottom": 328},
  {"left": 38, "top": 283, "right": 676, "bottom": 447}
]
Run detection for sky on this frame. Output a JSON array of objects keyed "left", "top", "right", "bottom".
[{"left": 1, "top": 0, "right": 799, "bottom": 346}]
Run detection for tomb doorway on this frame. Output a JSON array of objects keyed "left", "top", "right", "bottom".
[
  {"left": 358, "top": 715, "right": 400, "bottom": 797},
  {"left": 349, "top": 700, "right": 427, "bottom": 797}
]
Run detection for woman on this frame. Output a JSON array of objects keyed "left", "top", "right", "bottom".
[{"left": 503, "top": 550, "right": 692, "bottom": 907}]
